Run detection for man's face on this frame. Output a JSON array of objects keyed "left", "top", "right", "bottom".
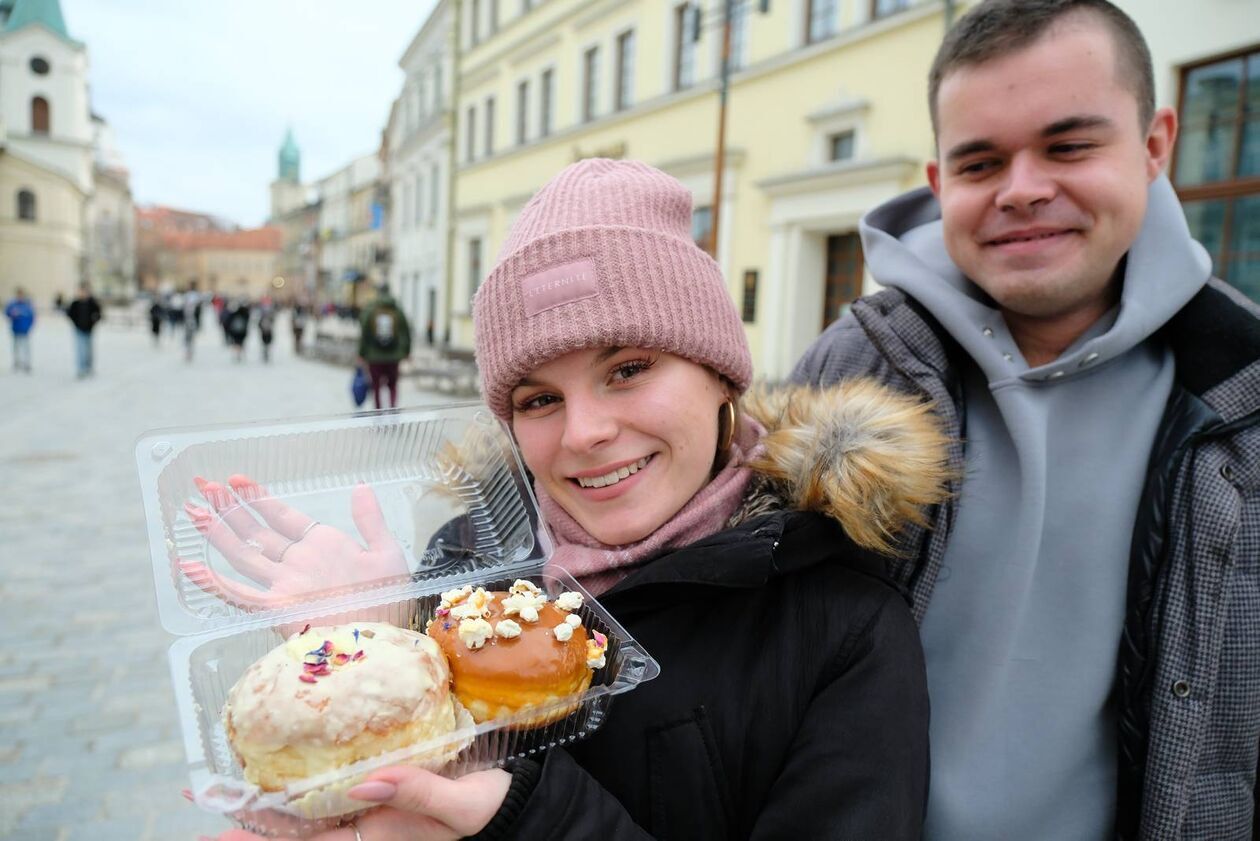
[{"left": 927, "top": 19, "right": 1175, "bottom": 322}]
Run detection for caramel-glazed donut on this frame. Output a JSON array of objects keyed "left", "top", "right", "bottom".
[{"left": 425, "top": 582, "right": 609, "bottom": 727}]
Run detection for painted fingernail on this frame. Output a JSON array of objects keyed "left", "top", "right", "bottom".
[
  {"left": 181, "top": 788, "right": 193, "bottom": 802},
  {"left": 347, "top": 780, "right": 397, "bottom": 802}
]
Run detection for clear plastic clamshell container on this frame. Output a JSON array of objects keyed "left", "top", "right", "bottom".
[{"left": 136, "top": 404, "right": 660, "bottom": 837}]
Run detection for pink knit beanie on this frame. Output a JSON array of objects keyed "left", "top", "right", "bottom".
[{"left": 473, "top": 158, "right": 752, "bottom": 420}]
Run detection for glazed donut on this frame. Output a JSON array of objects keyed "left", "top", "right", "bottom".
[
  {"left": 224, "top": 622, "right": 464, "bottom": 795},
  {"left": 424, "top": 581, "right": 609, "bottom": 727}
]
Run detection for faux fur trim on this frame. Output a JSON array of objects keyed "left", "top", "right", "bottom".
[{"left": 737, "top": 380, "right": 954, "bottom": 554}]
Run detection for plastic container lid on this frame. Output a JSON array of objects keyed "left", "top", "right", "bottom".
[{"left": 136, "top": 403, "right": 551, "bottom": 637}]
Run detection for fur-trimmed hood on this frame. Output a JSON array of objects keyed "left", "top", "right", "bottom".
[{"left": 734, "top": 380, "right": 953, "bottom": 555}]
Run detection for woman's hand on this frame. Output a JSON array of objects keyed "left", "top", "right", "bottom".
[
  {"left": 205, "top": 766, "right": 513, "bottom": 841},
  {"left": 180, "top": 474, "right": 411, "bottom": 610}
]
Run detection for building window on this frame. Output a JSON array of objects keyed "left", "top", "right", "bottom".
[
  {"left": 521, "top": 0, "right": 533, "bottom": 10},
  {"left": 674, "top": 4, "right": 697, "bottom": 91},
  {"left": 616, "top": 30, "right": 636, "bottom": 111},
  {"left": 17, "top": 189, "right": 36, "bottom": 221},
  {"left": 1173, "top": 46, "right": 1260, "bottom": 301},
  {"left": 692, "top": 205, "right": 713, "bottom": 254},
  {"left": 485, "top": 96, "right": 496, "bottom": 156},
  {"left": 29, "top": 56, "right": 49, "bottom": 75},
  {"left": 583, "top": 46, "right": 600, "bottom": 122},
  {"left": 402, "top": 183, "right": 412, "bottom": 232},
  {"left": 540, "top": 68, "right": 555, "bottom": 136},
  {"left": 872, "top": 0, "right": 911, "bottom": 19},
  {"left": 729, "top": 2, "right": 749, "bottom": 72},
  {"left": 466, "top": 105, "right": 477, "bottom": 162},
  {"left": 489, "top": 0, "right": 499, "bottom": 34},
  {"left": 806, "top": 0, "right": 838, "bottom": 44},
  {"left": 468, "top": 237, "right": 484, "bottom": 303},
  {"left": 430, "top": 162, "right": 440, "bottom": 224},
  {"left": 31, "top": 96, "right": 50, "bottom": 134},
  {"left": 741, "top": 270, "right": 758, "bottom": 322},
  {"left": 829, "top": 130, "right": 855, "bottom": 161},
  {"left": 517, "top": 79, "right": 530, "bottom": 145},
  {"left": 823, "top": 233, "right": 864, "bottom": 328},
  {"left": 433, "top": 64, "right": 444, "bottom": 110},
  {"left": 471, "top": 0, "right": 482, "bottom": 45}
]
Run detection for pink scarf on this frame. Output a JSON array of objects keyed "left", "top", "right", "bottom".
[{"left": 538, "top": 416, "right": 767, "bottom": 595}]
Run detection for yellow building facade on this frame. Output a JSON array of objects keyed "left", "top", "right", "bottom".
[{"left": 450, "top": 0, "right": 949, "bottom": 377}]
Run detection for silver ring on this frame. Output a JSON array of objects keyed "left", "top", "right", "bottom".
[
  {"left": 245, "top": 538, "right": 264, "bottom": 553},
  {"left": 298, "top": 520, "right": 320, "bottom": 540},
  {"left": 273, "top": 539, "right": 296, "bottom": 564},
  {"left": 351, "top": 820, "right": 364, "bottom": 841}
]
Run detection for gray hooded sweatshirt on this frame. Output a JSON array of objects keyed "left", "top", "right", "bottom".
[{"left": 859, "top": 176, "right": 1211, "bottom": 841}]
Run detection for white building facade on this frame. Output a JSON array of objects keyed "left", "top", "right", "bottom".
[
  {"left": 385, "top": 0, "right": 453, "bottom": 345},
  {"left": 316, "top": 153, "right": 383, "bottom": 306}
]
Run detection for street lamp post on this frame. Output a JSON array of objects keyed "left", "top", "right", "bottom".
[{"left": 706, "top": 0, "right": 736, "bottom": 257}]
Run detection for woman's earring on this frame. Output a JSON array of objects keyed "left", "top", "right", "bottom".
[{"left": 717, "top": 399, "right": 736, "bottom": 454}]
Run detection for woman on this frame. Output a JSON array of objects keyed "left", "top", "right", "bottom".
[{"left": 207, "top": 160, "right": 950, "bottom": 841}]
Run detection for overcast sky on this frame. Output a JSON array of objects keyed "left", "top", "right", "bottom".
[{"left": 61, "top": 0, "right": 436, "bottom": 228}]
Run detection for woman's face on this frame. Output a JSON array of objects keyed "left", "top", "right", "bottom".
[{"left": 510, "top": 347, "right": 728, "bottom": 546}]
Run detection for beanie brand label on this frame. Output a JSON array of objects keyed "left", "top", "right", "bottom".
[{"left": 520, "top": 259, "right": 599, "bottom": 316}]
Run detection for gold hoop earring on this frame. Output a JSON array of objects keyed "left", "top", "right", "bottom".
[{"left": 717, "top": 399, "right": 736, "bottom": 454}]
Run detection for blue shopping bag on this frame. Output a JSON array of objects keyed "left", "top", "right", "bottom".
[{"left": 350, "top": 365, "right": 369, "bottom": 407}]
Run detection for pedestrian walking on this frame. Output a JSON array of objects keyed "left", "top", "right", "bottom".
[
  {"left": 356, "top": 284, "right": 411, "bottom": 409},
  {"left": 200, "top": 158, "right": 950, "bottom": 841},
  {"left": 224, "top": 299, "right": 250, "bottom": 363},
  {"left": 181, "top": 284, "right": 202, "bottom": 362},
  {"left": 148, "top": 298, "right": 163, "bottom": 346},
  {"left": 290, "top": 300, "right": 308, "bottom": 356},
  {"left": 65, "top": 282, "right": 101, "bottom": 378},
  {"left": 256, "top": 297, "right": 275, "bottom": 363},
  {"left": 792, "top": 1, "right": 1260, "bottom": 837},
  {"left": 4, "top": 286, "right": 35, "bottom": 373}
]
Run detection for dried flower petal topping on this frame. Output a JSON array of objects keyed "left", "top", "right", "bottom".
[
  {"left": 494, "top": 619, "right": 522, "bottom": 639},
  {"left": 555, "top": 592, "right": 584, "bottom": 612},
  {"left": 458, "top": 617, "right": 494, "bottom": 650},
  {"left": 553, "top": 622, "right": 574, "bottom": 642}
]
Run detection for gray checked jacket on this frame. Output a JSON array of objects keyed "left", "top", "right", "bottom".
[{"left": 792, "top": 279, "right": 1260, "bottom": 841}]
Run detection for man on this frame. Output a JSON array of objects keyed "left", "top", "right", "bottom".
[
  {"left": 793, "top": 2, "right": 1260, "bottom": 839},
  {"left": 357, "top": 284, "right": 411, "bottom": 409},
  {"left": 4, "top": 287, "right": 35, "bottom": 372},
  {"left": 65, "top": 282, "right": 102, "bottom": 378}
]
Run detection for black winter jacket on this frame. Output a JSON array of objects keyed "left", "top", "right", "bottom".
[{"left": 472, "top": 381, "right": 953, "bottom": 840}]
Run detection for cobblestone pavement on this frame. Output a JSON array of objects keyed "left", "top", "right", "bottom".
[{"left": 0, "top": 314, "right": 460, "bottom": 841}]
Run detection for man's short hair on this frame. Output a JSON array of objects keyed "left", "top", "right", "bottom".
[{"left": 929, "top": 0, "right": 1155, "bottom": 134}]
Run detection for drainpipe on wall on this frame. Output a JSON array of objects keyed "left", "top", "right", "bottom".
[{"left": 443, "top": 0, "right": 460, "bottom": 350}]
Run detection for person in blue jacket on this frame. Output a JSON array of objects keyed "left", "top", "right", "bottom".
[{"left": 4, "top": 287, "right": 35, "bottom": 373}]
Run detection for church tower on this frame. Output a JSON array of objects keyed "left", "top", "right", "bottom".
[
  {"left": 0, "top": 0, "right": 96, "bottom": 298},
  {"left": 270, "top": 127, "right": 306, "bottom": 220},
  {"left": 0, "top": 0, "right": 92, "bottom": 192}
]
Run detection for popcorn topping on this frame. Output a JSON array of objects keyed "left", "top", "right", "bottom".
[
  {"left": 509, "top": 579, "right": 542, "bottom": 597},
  {"left": 494, "top": 619, "right": 522, "bottom": 639},
  {"left": 439, "top": 585, "right": 473, "bottom": 609},
  {"left": 458, "top": 617, "right": 494, "bottom": 650},
  {"left": 552, "top": 622, "right": 574, "bottom": 642},
  {"left": 555, "top": 592, "right": 584, "bottom": 612},
  {"left": 586, "top": 631, "right": 608, "bottom": 670},
  {"left": 564, "top": 614, "right": 582, "bottom": 629},
  {"left": 449, "top": 587, "right": 493, "bottom": 621},
  {"left": 501, "top": 590, "right": 547, "bottom": 623}
]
